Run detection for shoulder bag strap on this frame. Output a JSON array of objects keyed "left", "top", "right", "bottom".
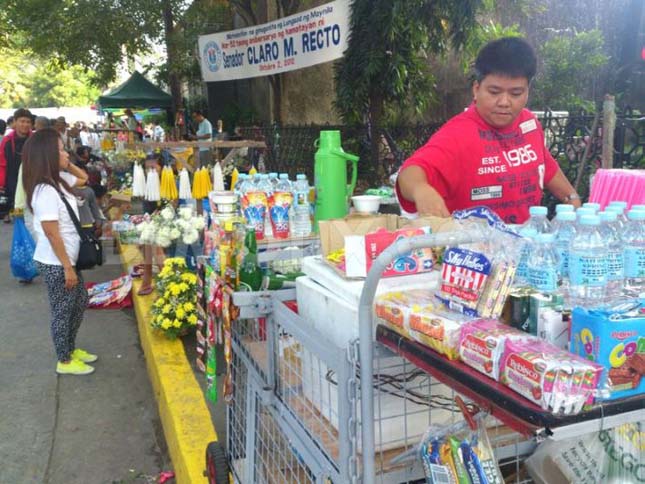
[{"left": 56, "top": 187, "right": 88, "bottom": 242}]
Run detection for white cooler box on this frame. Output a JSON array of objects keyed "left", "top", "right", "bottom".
[{"left": 295, "top": 257, "right": 452, "bottom": 451}]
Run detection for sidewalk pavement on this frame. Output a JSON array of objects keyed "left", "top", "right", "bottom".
[{"left": 0, "top": 225, "right": 171, "bottom": 484}]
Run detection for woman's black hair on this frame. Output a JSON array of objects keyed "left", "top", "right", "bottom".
[
  {"left": 474, "top": 37, "right": 537, "bottom": 82},
  {"left": 0, "top": 119, "right": 6, "bottom": 135}
]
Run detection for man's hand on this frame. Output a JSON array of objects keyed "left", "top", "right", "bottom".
[{"left": 412, "top": 184, "right": 451, "bottom": 217}]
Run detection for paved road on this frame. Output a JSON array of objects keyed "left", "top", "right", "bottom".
[{"left": 0, "top": 224, "right": 171, "bottom": 484}]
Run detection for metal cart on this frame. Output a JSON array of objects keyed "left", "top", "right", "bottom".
[{"left": 219, "top": 232, "right": 644, "bottom": 483}]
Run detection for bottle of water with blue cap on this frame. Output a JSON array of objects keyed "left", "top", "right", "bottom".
[
  {"left": 569, "top": 214, "right": 608, "bottom": 307},
  {"left": 524, "top": 205, "right": 551, "bottom": 233},
  {"left": 527, "top": 233, "right": 560, "bottom": 293},
  {"left": 623, "top": 210, "right": 645, "bottom": 293},
  {"left": 582, "top": 202, "right": 601, "bottom": 213},
  {"left": 599, "top": 211, "right": 624, "bottom": 298},
  {"left": 514, "top": 227, "right": 538, "bottom": 286},
  {"left": 553, "top": 211, "right": 577, "bottom": 291}
]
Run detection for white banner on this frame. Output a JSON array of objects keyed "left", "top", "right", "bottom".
[{"left": 198, "top": 0, "right": 351, "bottom": 82}]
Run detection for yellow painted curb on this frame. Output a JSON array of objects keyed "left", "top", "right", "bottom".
[{"left": 120, "top": 244, "right": 218, "bottom": 484}]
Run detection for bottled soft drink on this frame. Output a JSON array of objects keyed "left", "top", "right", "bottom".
[
  {"left": 527, "top": 233, "right": 560, "bottom": 293},
  {"left": 555, "top": 204, "right": 575, "bottom": 215},
  {"left": 515, "top": 227, "right": 538, "bottom": 286},
  {"left": 268, "top": 172, "right": 279, "bottom": 190},
  {"left": 569, "top": 215, "right": 608, "bottom": 307},
  {"left": 292, "top": 174, "right": 311, "bottom": 237},
  {"left": 553, "top": 211, "right": 577, "bottom": 290},
  {"left": 258, "top": 174, "right": 274, "bottom": 239},
  {"left": 599, "top": 211, "right": 624, "bottom": 298},
  {"left": 623, "top": 210, "right": 645, "bottom": 293},
  {"left": 524, "top": 206, "right": 551, "bottom": 233},
  {"left": 582, "top": 202, "right": 601, "bottom": 213}
]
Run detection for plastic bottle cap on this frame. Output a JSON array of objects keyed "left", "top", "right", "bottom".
[
  {"left": 627, "top": 210, "right": 645, "bottom": 221},
  {"left": 576, "top": 208, "right": 595, "bottom": 218},
  {"left": 605, "top": 205, "right": 624, "bottom": 215},
  {"left": 599, "top": 211, "right": 618, "bottom": 222},
  {"left": 556, "top": 204, "right": 575, "bottom": 213},
  {"left": 556, "top": 212, "right": 576, "bottom": 222},
  {"left": 609, "top": 201, "right": 628, "bottom": 209},
  {"left": 583, "top": 202, "right": 601, "bottom": 211},
  {"left": 269, "top": 172, "right": 278, "bottom": 177},
  {"left": 296, "top": 174, "right": 306, "bottom": 180},
  {"left": 536, "top": 233, "right": 555, "bottom": 243},
  {"left": 632, "top": 204, "right": 645, "bottom": 211},
  {"left": 529, "top": 206, "right": 548, "bottom": 216},
  {"left": 279, "top": 173, "right": 289, "bottom": 179},
  {"left": 579, "top": 215, "right": 601, "bottom": 225}
]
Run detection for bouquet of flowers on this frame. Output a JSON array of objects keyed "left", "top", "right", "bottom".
[
  {"left": 136, "top": 205, "right": 206, "bottom": 248},
  {"left": 151, "top": 257, "right": 199, "bottom": 338}
]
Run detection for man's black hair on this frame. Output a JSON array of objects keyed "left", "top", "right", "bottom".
[
  {"left": 91, "top": 184, "right": 108, "bottom": 199},
  {"left": 474, "top": 37, "right": 537, "bottom": 82},
  {"left": 192, "top": 109, "right": 204, "bottom": 116},
  {"left": 0, "top": 119, "right": 6, "bottom": 135},
  {"left": 13, "top": 108, "right": 33, "bottom": 121},
  {"left": 6, "top": 116, "right": 13, "bottom": 126}
]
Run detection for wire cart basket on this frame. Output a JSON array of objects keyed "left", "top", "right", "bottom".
[{"left": 220, "top": 232, "right": 644, "bottom": 483}]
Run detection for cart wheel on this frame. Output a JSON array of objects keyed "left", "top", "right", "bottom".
[{"left": 206, "top": 441, "right": 229, "bottom": 484}]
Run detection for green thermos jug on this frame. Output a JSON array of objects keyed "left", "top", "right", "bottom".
[{"left": 313, "top": 130, "right": 359, "bottom": 230}]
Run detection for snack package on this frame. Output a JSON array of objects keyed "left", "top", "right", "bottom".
[
  {"left": 408, "top": 306, "right": 470, "bottom": 360},
  {"left": 526, "top": 423, "right": 644, "bottom": 484},
  {"left": 459, "top": 319, "right": 530, "bottom": 380},
  {"left": 374, "top": 289, "right": 435, "bottom": 333},
  {"left": 419, "top": 419, "right": 504, "bottom": 484},
  {"left": 571, "top": 304, "right": 645, "bottom": 401},
  {"left": 241, "top": 191, "right": 268, "bottom": 240},
  {"left": 268, "top": 191, "right": 293, "bottom": 239},
  {"left": 499, "top": 339, "right": 603, "bottom": 413},
  {"left": 87, "top": 275, "right": 131, "bottom": 297}
]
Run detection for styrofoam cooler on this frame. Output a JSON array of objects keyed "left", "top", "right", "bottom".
[{"left": 296, "top": 261, "right": 452, "bottom": 451}]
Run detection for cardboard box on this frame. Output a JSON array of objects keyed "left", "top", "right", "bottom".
[{"left": 318, "top": 214, "right": 455, "bottom": 278}]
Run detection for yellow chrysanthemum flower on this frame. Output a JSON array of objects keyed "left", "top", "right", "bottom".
[
  {"left": 161, "top": 318, "right": 172, "bottom": 329},
  {"left": 173, "top": 319, "right": 182, "bottom": 328},
  {"left": 179, "top": 283, "right": 189, "bottom": 292},
  {"left": 175, "top": 307, "right": 185, "bottom": 319},
  {"left": 183, "top": 302, "right": 194, "bottom": 312},
  {"left": 188, "top": 314, "right": 198, "bottom": 325},
  {"left": 154, "top": 298, "right": 165, "bottom": 307},
  {"left": 162, "top": 304, "right": 172, "bottom": 314}
]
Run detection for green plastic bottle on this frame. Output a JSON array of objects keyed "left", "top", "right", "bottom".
[{"left": 239, "top": 228, "right": 263, "bottom": 291}]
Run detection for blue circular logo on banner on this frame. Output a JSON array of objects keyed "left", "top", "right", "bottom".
[{"left": 204, "top": 41, "right": 222, "bottom": 72}]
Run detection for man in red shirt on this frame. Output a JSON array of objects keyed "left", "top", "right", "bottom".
[{"left": 397, "top": 38, "right": 581, "bottom": 224}]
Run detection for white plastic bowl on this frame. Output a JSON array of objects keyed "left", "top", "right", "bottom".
[{"left": 352, "top": 195, "right": 381, "bottom": 214}]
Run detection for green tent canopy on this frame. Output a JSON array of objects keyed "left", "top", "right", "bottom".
[{"left": 98, "top": 71, "right": 172, "bottom": 109}]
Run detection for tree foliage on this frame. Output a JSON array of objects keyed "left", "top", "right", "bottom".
[
  {"left": 529, "top": 30, "right": 609, "bottom": 111},
  {"left": 0, "top": 48, "right": 100, "bottom": 108},
  {"left": 334, "top": 0, "right": 486, "bottom": 126}
]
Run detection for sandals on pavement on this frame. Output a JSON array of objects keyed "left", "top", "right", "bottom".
[{"left": 137, "top": 285, "right": 154, "bottom": 296}]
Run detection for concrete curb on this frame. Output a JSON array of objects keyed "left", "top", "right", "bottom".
[{"left": 120, "top": 244, "right": 217, "bottom": 484}]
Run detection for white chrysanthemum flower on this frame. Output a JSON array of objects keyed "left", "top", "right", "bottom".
[{"left": 161, "top": 206, "right": 175, "bottom": 221}]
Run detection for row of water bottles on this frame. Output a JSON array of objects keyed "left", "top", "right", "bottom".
[
  {"left": 234, "top": 172, "right": 312, "bottom": 238},
  {"left": 518, "top": 201, "right": 645, "bottom": 307}
]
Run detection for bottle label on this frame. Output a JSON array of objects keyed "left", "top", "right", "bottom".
[
  {"left": 528, "top": 267, "right": 558, "bottom": 292},
  {"left": 624, "top": 247, "right": 645, "bottom": 278},
  {"left": 557, "top": 247, "right": 569, "bottom": 275},
  {"left": 569, "top": 254, "right": 607, "bottom": 286},
  {"left": 516, "top": 246, "right": 531, "bottom": 280},
  {"left": 606, "top": 250, "right": 624, "bottom": 280}
]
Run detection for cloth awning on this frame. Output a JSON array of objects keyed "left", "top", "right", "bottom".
[{"left": 98, "top": 71, "right": 172, "bottom": 109}]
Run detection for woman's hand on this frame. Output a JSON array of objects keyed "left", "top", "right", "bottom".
[{"left": 64, "top": 266, "right": 79, "bottom": 289}]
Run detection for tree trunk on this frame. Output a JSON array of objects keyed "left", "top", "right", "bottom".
[
  {"left": 163, "top": 1, "right": 183, "bottom": 132},
  {"left": 269, "top": 75, "right": 283, "bottom": 124}
]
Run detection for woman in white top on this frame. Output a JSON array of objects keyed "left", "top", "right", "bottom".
[{"left": 22, "top": 128, "right": 97, "bottom": 376}]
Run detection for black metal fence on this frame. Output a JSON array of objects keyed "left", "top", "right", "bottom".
[{"left": 240, "top": 109, "right": 644, "bottom": 209}]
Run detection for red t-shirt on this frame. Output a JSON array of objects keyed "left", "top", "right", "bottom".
[{"left": 396, "top": 104, "right": 559, "bottom": 224}]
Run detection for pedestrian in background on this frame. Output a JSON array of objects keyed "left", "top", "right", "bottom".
[
  {"left": 190, "top": 110, "right": 213, "bottom": 166},
  {"left": 22, "top": 128, "right": 97, "bottom": 376},
  {"left": 0, "top": 108, "right": 33, "bottom": 223}
]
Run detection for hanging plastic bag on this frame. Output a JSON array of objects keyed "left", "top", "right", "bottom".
[
  {"left": 526, "top": 422, "right": 644, "bottom": 484},
  {"left": 10, "top": 215, "right": 38, "bottom": 281}
]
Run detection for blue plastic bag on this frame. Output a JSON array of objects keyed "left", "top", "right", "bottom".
[{"left": 10, "top": 215, "right": 38, "bottom": 281}]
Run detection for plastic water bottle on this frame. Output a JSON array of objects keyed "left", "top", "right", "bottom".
[
  {"left": 623, "top": 210, "right": 645, "bottom": 293},
  {"left": 555, "top": 204, "right": 575, "bottom": 215},
  {"left": 292, "top": 174, "right": 311, "bottom": 237},
  {"left": 569, "top": 215, "right": 608, "bottom": 307},
  {"left": 605, "top": 205, "right": 627, "bottom": 230},
  {"left": 582, "top": 202, "right": 601, "bottom": 213},
  {"left": 234, "top": 174, "right": 249, "bottom": 198},
  {"left": 258, "top": 174, "right": 274, "bottom": 238},
  {"left": 527, "top": 233, "right": 560, "bottom": 293},
  {"left": 268, "top": 172, "right": 279, "bottom": 190},
  {"left": 524, "top": 206, "right": 551, "bottom": 233},
  {"left": 515, "top": 227, "right": 538, "bottom": 286},
  {"left": 631, "top": 204, "right": 645, "bottom": 212},
  {"left": 276, "top": 173, "right": 292, "bottom": 192},
  {"left": 553, "top": 211, "right": 577, "bottom": 290},
  {"left": 574, "top": 207, "right": 595, "bottom": 227},
  {"left": 599, "top": 211, "right": 624, "bottom": 298}
]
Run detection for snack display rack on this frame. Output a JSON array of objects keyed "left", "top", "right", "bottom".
[{"left": 211, "top": 228, "right": 644, "bottom": 484}]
